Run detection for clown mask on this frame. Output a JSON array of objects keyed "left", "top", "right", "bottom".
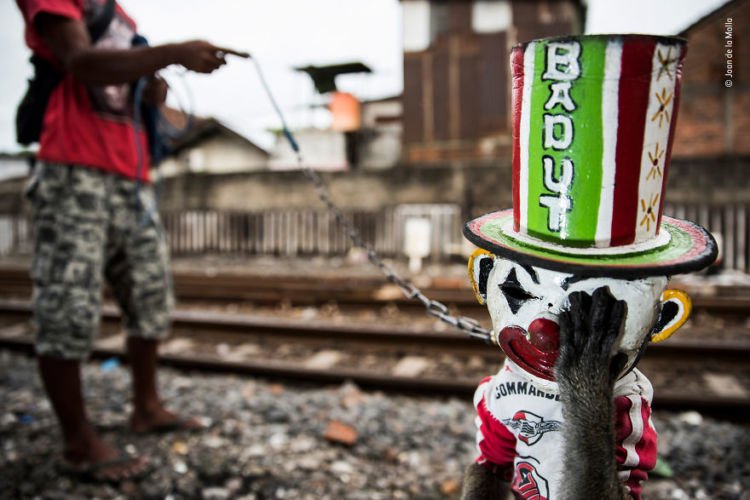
[{"left": 469, "top": 250, "right": 691, "bottom": 390}]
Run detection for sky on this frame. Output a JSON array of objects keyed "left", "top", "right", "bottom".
[{"left": 0, "top": 0, "right": 731, "bottom": 153}]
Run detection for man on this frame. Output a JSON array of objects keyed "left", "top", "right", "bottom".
[{"left": 16, "top": 0, "right": 248, "bottom": 482}]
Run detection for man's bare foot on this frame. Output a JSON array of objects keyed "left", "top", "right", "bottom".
[
  {"left": 129, "top": 404, "right": 204, "bottom": 434},
  {"left": 63, "top": 425, "right": 149, "bottom": 482}
]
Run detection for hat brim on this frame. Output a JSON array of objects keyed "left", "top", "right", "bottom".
[{"left": 464, "top": 210, "right": 718, "bottom": 279}]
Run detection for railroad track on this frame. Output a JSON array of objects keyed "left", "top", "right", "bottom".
[
  {"left": 1, "top": 299, "right": 748, "bottom": 419},
  {"left": 1, "top": 264, "right": 749, "bottom": 317}
]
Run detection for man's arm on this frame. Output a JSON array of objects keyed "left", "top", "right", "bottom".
[
  {"left": 462, "top": 379, "right": 515, "bottom": 500},
  {"left": 34, "top": 13, "right": 248, "bottom": 85}
]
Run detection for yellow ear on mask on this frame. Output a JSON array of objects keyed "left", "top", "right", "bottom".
[
  {"left": 650, "top": 289, "right": 692, "bottom": 343},
  {"left": 468, "top": 248, "right": 494, "bottom": 305}
]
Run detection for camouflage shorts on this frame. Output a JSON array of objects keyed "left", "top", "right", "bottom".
[{"left": 27, "top": 163, "right": 174, "bottom": 360}]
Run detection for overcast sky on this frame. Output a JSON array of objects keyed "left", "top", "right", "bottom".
[{"left": 0, "top": 0, "right": 730, "bottom": 153}]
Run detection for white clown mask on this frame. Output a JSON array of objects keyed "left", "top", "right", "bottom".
[{"left": 469, "top": 250, "right": 691, "bottom": 391}]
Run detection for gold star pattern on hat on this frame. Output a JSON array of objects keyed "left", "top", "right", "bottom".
[
  {"left": 639, "top": 193, "right": 660, "bottom": 232},
  {"left": 656, "top": 47, "right": 678, "bottom": 81},
  {"left": 650, "top": 89, "right": 673, "bottom": 128},
  {"left": 646, "top": 143, "right": 665, "bottom": 180}
]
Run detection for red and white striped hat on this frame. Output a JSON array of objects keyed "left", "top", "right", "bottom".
[{"left": 464, "top": 34, "right": 717, "bottom": 278}]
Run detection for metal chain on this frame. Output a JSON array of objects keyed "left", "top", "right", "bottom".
[
  {"left": 251, "top": 57, "right": 492, "bottom": 343},
  {"left": 298, "top": 154, "right": 492, "bottom": 343}
]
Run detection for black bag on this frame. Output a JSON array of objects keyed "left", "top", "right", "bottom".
[
  {"left": 131, "top": 34, "right": 169, "bottom": 165},
  {"left": 15, "top": 0, "right": 116, "bottom": 145}
]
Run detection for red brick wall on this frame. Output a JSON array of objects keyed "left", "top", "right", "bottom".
[{"left": 673, "top": 0, "right": 749, "bottom": 157}]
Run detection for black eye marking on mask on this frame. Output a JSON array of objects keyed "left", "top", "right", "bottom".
[
  {"left": 499, "top": 268, "right": 537, "bottom": 314},
  {"left": 560, "top": 274, "right": 590, "bottom": 291},
  {"left": 520, "top": 264, "right": 539, "bottom": 284},
  {"left": 477, "top": 256, "right": 494, "bottom": 299},
  {"left": 560, "top": 276, "right": 651, "bottom": 291}
]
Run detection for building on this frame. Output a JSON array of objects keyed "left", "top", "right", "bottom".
[
  {"left": 158, "top": 108, "right": 269, "bottom": 177},
  {"left": 268, "top": 92, "right": 403, "bottom": 172},
  {"left": 269, "top": 1, "right": 585, "bottom": 171},
  {"left": 401, "top": 0, "right": 584, "bottom": 165},
  {"left": 356, "top": 95, "right": 403, "bottom": 170},
  {"left": 672, "top": 0, "right": 749, "bottom": 158}
]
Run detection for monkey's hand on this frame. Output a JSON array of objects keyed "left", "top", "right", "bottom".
[
  {"left": 555, "top": 287, "right": 627, "bottom": 398},
  {"left": 555, "top": 287, "right": 629, "bottom": 500}
]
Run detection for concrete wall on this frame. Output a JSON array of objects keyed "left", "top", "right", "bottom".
[
  {"left": 156, "top": 156, "right": 750, "bottom": 214},
  {"left": 665, "top": 156, "right": 750, "bottom": 204},
  {"left": 158, "top": 161, "right": 507, "bottom": 213},
  {"left": 0, "top": 156, "right": 746, "bottom": 216}
]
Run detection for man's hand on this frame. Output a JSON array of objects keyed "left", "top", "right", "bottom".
[
  {"left": 556, "top": 287, "right": 628, "bottom": 395},
  {"left": 172, "top": 41, "right": 249, "bottom": 73}
]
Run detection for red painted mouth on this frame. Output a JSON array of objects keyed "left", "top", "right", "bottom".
[{"left": 499, "top": 319, "right": 560, "bottom": 381}]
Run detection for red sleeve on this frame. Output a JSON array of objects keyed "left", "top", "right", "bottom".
[
  {"left": 18, "top": 0, "right": 82, "bottom": 23},
  {"left": 614, "top": 395, "right": 658, "bottom": 500},
  {"left": 17, "top": 0, "right": 83, "bottom": 61},
  {"left": 474, "top": 377, "right": 518, "bottom": 468}
]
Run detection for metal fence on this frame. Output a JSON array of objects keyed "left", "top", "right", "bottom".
[
  {"left": 664, "top": 202, "right": 749, "bottom": 273},
  {"left": 162, "top": 209, "right": 397, "bottom": 257},
  {"left": 0, "top": 204, "right": 463, "bottom": 261},
  {"left": 1, "top": 203, "right": 748, "bottom": 272},
  {"left": 0, "top": 216, "right": 30, "bottom": 256},
  {"left": 162, "top": 204, "right": 462, "bottom": 260}
]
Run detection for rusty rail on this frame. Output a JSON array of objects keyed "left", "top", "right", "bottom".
[
  {"left": 1, "top": 299, "right": 749, "bottom": 419},
  {"left": 0, "top": 265, "right": 749, "bottom": 314}
]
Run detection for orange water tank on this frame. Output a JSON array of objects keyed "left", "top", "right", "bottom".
[{"left": 329, "top": 92, "right": 361, "bottom": 132}]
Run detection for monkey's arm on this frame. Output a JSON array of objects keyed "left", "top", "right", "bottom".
[
  {"left": 461, "top": 462, "right": 510, "bottom": 500},
  {"left": 462, "top": 379, "right": 516, "bottom": 500},
  {"left": 555, "top": 288, "right": 630, "bottom": 500}
]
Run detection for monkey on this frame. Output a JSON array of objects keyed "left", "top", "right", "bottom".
[
  {"left": 455, "top": 32, "right": 715, "bottom": 500},
  {"left": 462, "top": 288, "right": 631, "bottom": 499},
  {"left": 459, "top": 255, "right": 693, "bottom": 500}
]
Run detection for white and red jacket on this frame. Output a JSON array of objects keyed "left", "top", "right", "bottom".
[{"left": 474, "top": 360, "right": 657, "bottom": 499}]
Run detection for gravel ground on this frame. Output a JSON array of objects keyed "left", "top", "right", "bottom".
[{"left": 1, "top": 350, "right": 749, "bottom": 500}]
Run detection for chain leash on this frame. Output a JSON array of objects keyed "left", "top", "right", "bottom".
[{"left": 252, "top": 59, "right": 493, "bottom": 344}]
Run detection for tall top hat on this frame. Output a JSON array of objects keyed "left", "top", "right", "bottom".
[{"left": 464, "top": 34, "right": 717, "bottom": 278}]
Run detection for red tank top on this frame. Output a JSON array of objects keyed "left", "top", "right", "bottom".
[{"left": 17, "top": 0, "right": 151, "bottom": 180}]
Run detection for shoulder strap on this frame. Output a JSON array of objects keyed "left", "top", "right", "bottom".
[{"left": 87, "top": 0, "right": 116, "bottom": 43}]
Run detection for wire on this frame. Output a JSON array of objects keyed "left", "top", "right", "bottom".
[
  {"left": 251, "top": 57, "right": 299, "bottom": 154},
  {"left": 158, "top": 69, "right": 195, "bottom": 140}
]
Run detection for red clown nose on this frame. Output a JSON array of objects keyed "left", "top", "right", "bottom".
[{"left": 528, "top": 319, "right": 560, "bottom": 353}]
